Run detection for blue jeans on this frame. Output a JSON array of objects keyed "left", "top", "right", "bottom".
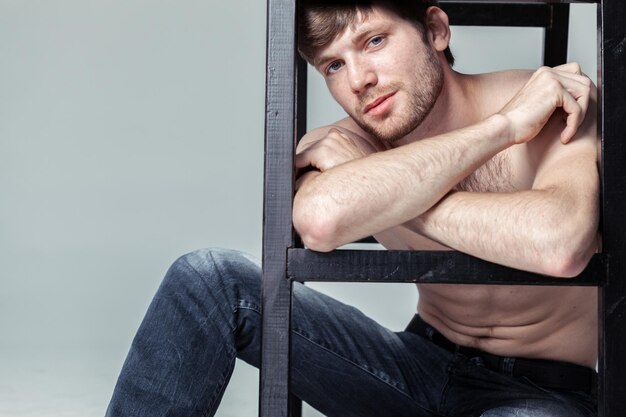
[{"left": 105, "top": 248, "right": 596, "bottom": 417}]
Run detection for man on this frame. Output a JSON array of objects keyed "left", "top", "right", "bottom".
[{"left": 106, "top": 1, "right": 599, "bottom": 416}]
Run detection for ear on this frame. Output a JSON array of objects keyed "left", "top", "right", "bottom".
[{"left": 424, "top": 6, "right": 451, "bottom": 53}]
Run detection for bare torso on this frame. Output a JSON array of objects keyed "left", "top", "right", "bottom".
[{"left": 337, "top": 69, "right": 598, "bottom": 368}]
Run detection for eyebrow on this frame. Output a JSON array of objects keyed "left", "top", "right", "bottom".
[{"left": 314, "top": 54, "right": 335, "bottom": 72}]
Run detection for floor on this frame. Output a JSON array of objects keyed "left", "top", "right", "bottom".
[
  {"left": 1, "top": 345, "right": 119, "bottom": 417},
  {"left": 0, "top": 344, "right": 327, "bottom": 417}
]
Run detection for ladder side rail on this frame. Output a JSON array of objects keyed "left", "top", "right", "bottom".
[
  {"left": 260, "top": 0, "right": 298, "bottom": 416},
  {"left": 598, "top": 0, "right": 626, "bottom": 415}
]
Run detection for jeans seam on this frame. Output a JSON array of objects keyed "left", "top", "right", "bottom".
[
  {"left": 438, "top": 354, "right": 461, "bottom": 413},
  {"left": 292, "top": 328, "right": 437, "bottom": 415},
  {"left": 234, "top": 300, "right": 261, "bottom": 315},
  {"left": 203, "top": 354, "right": 237, "bottom": 417},
  {"left": 201, "top": 251, "right": 241, "bottom": 334}
]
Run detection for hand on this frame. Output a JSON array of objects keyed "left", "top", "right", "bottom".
[
  {"left": 295, "top": 126, "right": 385, "bottom": 172},
  {"left": 498, "top": 63, "right": 592, "bottom": 145}
]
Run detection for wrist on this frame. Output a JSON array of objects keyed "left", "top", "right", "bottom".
[{"left": 487, "top": 113, "right": 515, "bottom": 148}]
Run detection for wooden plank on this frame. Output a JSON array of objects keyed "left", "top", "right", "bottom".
[
  {"left": 260, "top": 0, "right": 297, "bottom": 416},
  {"left": 543, "top": 4, "right": 570, "bottom": 66},
  {"left": 442, "top": 3, "right": 552, "bottom": 27},
  {"left": 440, "top": 0, "right": 597, "bottom": 4},
  {"left": 598, "top": 0, "right": 626, "bottom": 415},
  {"left": 441, "top": 3, "right": 570, "bottom": 66},
  {"left": 288, "top": 249, "right": 605, "bottom": 285}
]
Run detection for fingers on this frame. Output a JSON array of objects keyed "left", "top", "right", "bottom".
[
  {"left": 327, "top": 127, "right": 344, "bottom": 136},
  {"left": 295, "top": 151, "right": 312, "bottom": 169},
  {"left": 557, "top": 87, "right": 587, "bottom": 144},
  {"left": 499, "top": 63, "right": 593, "bottom": 145},
  {"left": 560, "top": 95, "right": 584, "bottom": 144},
  {"left": 295, "top": 128, "right": 343, "bottom": 170},
  {"left": 552, "top": 62, "right": 582, "bottom": 75},
  {"left": 296, "top": 126, "right": 381, "bottom": 172},
  {"left": 535, "top": 64, "right": 592, "bottom": 143},
  {"left": 535, "top": 65, "right": 590, "bottom": 102}
]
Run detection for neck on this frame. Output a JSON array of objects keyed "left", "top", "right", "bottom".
[{"left": 392, "top": 68, "right": 481, "bottom": 147}]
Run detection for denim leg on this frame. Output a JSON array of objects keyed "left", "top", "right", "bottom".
[
  {"left": 289, "top": 286, "right": 450, "bottom": 417},
  {"left": 105, "top": 247, "right": 596, "bottom": 417},
  {"left": 105, "top": 248, "right": 451, "bottom": 417},
  {"left": 106, "top": 248, "right": 264, "bottom": 417},
  {"left": 441, "top": 354, "right": 597, "bottom": 417},
  {"left": 480, "top": 400, "right": 592, "bottom": 417}
]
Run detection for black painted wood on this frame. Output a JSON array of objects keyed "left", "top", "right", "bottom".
[
  {"left": 598, "top": 1, "right": 626, "bottom": 415},
  {"left": 260, "top": 0, "right": 297, "bottom": 416},
  {"left": 441, "top": 0, "right": 595, "bottom": 3},
  {"left": 442, "top": 2, "right": 570, "bottom": 65},
  {"left": 442, "top": 2, "right": 553, "bottom": 26},
  {"left": 296, "top": 57, "right": 308, "bottom": 141},
  {"left": 544, "top": 4, "right": 570, "bottom": 66},
  {"left": 288, "top": 249, "right": 605, "bottom": 285}
]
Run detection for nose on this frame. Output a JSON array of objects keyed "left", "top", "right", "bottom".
[{"left": 347, "top": 59, "right": 377, "bottom": 94}]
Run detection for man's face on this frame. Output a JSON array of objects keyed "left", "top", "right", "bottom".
[{"left": 314, "top": 7, "right": 443, "bottom": 143}]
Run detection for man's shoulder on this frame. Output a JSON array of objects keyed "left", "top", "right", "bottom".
[
  {"left": 477, "top": 68, "right": 533, "bottom": 86},
  {"left": 473, "top": 69, "right": 534, "bottom": 112}
]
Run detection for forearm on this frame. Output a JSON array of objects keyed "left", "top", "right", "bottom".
[
  {"left": 409, "top": 188, "right": 600, "bottom": 277},
  {"left": 293, "top": 114, "right": 512, "bottom": 251}
]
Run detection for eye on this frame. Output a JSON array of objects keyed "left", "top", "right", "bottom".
[
  {"left": 368, "top": 35, "right": 385, "bottom": 48},
  {"left": 326, "top": 60, "right": 343, "bottom": 75}
]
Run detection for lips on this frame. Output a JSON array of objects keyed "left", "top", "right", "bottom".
[{"left": 363, "top": 91, "right": 396, "bottom": 115}]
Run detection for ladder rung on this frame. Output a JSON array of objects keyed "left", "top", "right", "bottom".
[
  {"left": 442, "top": 3, "right": 552, "bottom": 27},
  {"left": 288, "top": 249, "right": 605, "bottom": 285}
]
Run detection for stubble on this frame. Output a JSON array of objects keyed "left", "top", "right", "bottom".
[{"left": 352, "top": 48, "right": 444, "bottom": 143}]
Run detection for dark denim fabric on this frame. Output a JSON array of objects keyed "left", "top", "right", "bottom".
[{"left": 105, "top": 248, "right": 596, "bottom": 417}]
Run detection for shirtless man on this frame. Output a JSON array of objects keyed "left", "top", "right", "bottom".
[{"left": 106, "top": 1, "right": 599, "bottom": 416}]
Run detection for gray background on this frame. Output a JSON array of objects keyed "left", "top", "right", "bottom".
[{"left": 0, "top": 2, "right": 596, "bottom": 416}]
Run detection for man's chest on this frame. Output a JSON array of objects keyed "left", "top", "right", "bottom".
[{"left": 453, "top": 145, "right": 534, "bottom": 193}]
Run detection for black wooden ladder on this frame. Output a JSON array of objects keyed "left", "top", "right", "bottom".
[{"left": 261, "top": 1, "right": 626, "bottom": 416}]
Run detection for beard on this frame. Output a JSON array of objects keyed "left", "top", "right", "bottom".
[{"left": 350, "top": 48, "right": 444, "bottom": 143}]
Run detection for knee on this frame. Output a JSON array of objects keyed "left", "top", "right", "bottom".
[
  {"left": 161, "top": 248, "right": 261, "bottom": 298},
  {"left": 170, "top": 248, "right": 259, "bottom": 274}
]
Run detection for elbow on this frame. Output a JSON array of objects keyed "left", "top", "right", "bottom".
[
  {"left": 293, "top": 195, "right": 341, "bottom": 252},
  {"left": 536, "top": 201, "right": 599, "bottom": 278},
  {"left": 541, "top": 253, "right": 590, "bottom": 278},
  {"left": 538, "top": 234, "right": 599, "bottom": 278},
  {"left": 296, "top": 220, "right": 340, "bottom": 252}
]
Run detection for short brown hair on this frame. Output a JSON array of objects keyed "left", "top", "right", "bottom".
[{"left": 297, "top": 0, "right": 454, "bottom": 67}]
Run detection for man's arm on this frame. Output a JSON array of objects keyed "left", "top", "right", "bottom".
[
  {"left": 293, "top": 65, "right": 595, "bottom": 268},
  {"left": 407, "top": 111, "right": 600, "bottom": 277},
  {"left": 294, "top": 115, "right": 512, "bottom": 251}
]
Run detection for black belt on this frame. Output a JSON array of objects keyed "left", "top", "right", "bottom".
[{"left": 406, "top": 315, "right": 597, "bottom": 395}]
